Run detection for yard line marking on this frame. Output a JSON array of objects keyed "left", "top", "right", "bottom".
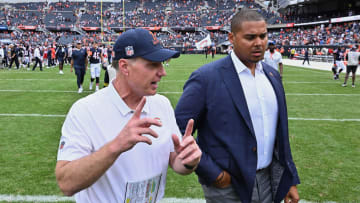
[
  {"left": 0, "top": 195, "right": 326, "bottom": 203},
  {"left": 0, "top": 195, "right": 74, "bottom": 202},
  {"left": 0, "top": 79, "right": 345, "bottom": 84},
  {"left": 0, "top": 79, "right": 74, "bottom": 81},
  {"left": 286, "top": 65, "right": 329, "bottom": 74},
  {"left": 159, "top": 81, "right": 338, "bottom": 84},
  {"left": 284, "top": 81, "right": 335, "bottom": 84},
  {"left": 0, "top": 89, "right": 91, "bottom": 93},
  {"left": 158, "top": 92, "right": 183, "bottom": 94},
  {"left": 1, "top": 89, "right": 360, "bottom": 96},
  {"left": 0, "top": 113, "right": 66, "bottom": 117},
  {"left": 289, "top": 117, "right": 360, "bottom": 122},
  {"left": 0, "top": 79, "right": 338, "bottom": 84},
  {"left": 286, "top": 93, "right": 360, "bottom": 96},
  {"left": 0, "top": 71, "right": 54, "bottom": 74},
  {"left": 160, "top": 80, "right": 187, "bottom": 83}
]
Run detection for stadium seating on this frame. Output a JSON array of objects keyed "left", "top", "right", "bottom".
[{"left": 0, "top": 0, "right": 359, "bottom": 52}]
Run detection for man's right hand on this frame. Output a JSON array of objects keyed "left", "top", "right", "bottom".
[
  {"left": 110, "top": 97, "right": 162, "bottom": 154},
  {"left": 213, "top": 170, "right": 231, "bottom": 188}
]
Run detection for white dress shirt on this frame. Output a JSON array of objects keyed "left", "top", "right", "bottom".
[{"left": 231, "top": 51, "right": 279, "bottom": 170}]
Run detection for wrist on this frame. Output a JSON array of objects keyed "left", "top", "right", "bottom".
[
  {"left": 107, "top": 139, "right": 123, "bottom": 158},
  {"left": 184, "top": 164, "right": 196, "bottom": 170}
]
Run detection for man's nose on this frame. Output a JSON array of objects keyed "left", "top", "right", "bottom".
[{"left": 158, "top": 65, "right": 167, "bottom": 76}]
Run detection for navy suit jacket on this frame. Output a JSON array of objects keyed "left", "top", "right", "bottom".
[{"left": 175, "top": 55, "right": 300, "bottom": 203}]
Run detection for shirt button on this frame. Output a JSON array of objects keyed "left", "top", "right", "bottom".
[{"left": 252, "top": 147, "right": 257, "bottom": 152}]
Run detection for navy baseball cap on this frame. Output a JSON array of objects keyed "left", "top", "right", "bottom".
[{"left": 113, "top": 28, "right": 180, "bottom": 62}]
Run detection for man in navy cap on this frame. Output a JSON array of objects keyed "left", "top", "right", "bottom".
[
  {"left": 56, "top": 44, "right": 67, "bottom": 75},
  {"left": 263, "top": 41, "right": 283, "bottom": 78},
  {"left": 56, "top": 28, "right": 202, "bottom": 203},
  {"left": 70, "top": 41, "right": 88, "bottom": 93}
]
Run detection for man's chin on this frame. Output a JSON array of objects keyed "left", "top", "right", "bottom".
[
  {"left": 250, "top": 56, "right": 264, "bottom": 63},
  {"left": 146, "top": 89, "right": 157, "bottom": 96}
]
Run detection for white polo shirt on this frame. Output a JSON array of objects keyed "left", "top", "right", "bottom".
[
  {"left": 57, "top": 82, "right": 182, "bottom": 203},
  {"left": 263, "top": 50, "right": 282, "bottom": 71}
]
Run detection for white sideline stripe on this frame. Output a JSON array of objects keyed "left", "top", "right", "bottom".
[
  {"left": 0, "top": 195, "right": 74, "bottom": 202},
  {"left": 289, "top": 117, "right": 360, "bottom": 122},
  {"left": 160, "top": 80, "right": 187, "bottom": 82},
  {"left": 1, "top": 89, "right": 360, "bottom": 96},
  {"left": 285, "top": 81, "right": 334, "bottom": 84},
  {"left": 0, "top": 114, "right": 66, "bottom": 117},
  {"left": 0, "top": 72, "right": 53, "bottom": 74},
  {"left": 1, "top": 79, "right": 74, "bottom": 81},
  {"left": 160, "top": 81, "right": 339, "bottom": 84},
  {"left": 3, "top": 79, "right": 333, "bottom": 83},
  {"left": 1, "top": 114, "right": 360, "bottom": 122},
  {"left": 0, "top": 89, "right": 91, "bottom": 93},
  {"left": 0, "top": 195, "right": 327, "bottom": 203},
  {"left": 7, "top": 79, "right": 336, "bottom": 83},
  {"left": 286, "top": 93, "right": 360, "bottom": 96}
]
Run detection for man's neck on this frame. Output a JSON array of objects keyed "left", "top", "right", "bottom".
[{"left": 112, "top": 77, "right": 143, "bottom": 110}]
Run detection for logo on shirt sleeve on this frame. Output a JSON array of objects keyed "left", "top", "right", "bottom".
[{"left": 59, "top": 141, "right": 65, "bottom": 150}]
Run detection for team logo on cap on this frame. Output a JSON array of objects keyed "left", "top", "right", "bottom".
[
  {"left": 149, "top": 31, "right": 160, "bottom": 45},
  {"left": 125, "top": 46, "right": 134, "bottom": 57}
]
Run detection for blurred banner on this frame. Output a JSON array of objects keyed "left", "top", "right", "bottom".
[{"left": 195, "top": 34, "right": 212, "bottom": 50}]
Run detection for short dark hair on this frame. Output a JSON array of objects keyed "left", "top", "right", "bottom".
[{"left": 231, "top": 9, "right": 266, "bottom": 33}]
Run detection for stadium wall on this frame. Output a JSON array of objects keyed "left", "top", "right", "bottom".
[{"left": 0, "top": 0, "right": 119, "bottom": 3}]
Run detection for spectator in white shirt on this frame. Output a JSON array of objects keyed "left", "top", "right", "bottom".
[
  {"left": 263, "top": 41, "right": 283, "bottom": 77},
  {"left": 32, "top": 45, "right": 43, "bottom": 71}
]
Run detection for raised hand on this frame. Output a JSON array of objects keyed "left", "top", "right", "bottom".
[
  {"left": 172, "top": 119, "right": 202, "bottom": 168},
  {"left": 114, "top": 97, "right": 162, "bottom": 154}
]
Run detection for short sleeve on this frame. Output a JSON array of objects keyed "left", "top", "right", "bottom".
[
  {"left": 163, "top": 97, "right": 182, "bottom": 153},
  {"left": 57, "top": 102, "right": 93, "bottom": 161},
  {"left": 278, "top": 52, "right": 283, "bottom": 63}
]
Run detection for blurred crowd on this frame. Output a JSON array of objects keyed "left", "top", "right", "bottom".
[
  {"left": 269, "top": 22, "right": 360, "bottom": 47},
  {"left": 0, "top": 0, "right": 359, "bottom": 58}
]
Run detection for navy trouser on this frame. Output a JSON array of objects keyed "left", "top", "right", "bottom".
[
  {"left": 32, "top": 57, "right": 43, "bottom": 71},
  {"left": 9, "top": 57, "right": 19, "bottom": 69},
  {"left": 75, "top": 68, "right": 86, "bottom": 88}
]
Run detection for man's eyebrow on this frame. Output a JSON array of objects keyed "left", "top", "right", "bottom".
[{"left": 244, "top": 32, "right": 268, "bottom": 36}]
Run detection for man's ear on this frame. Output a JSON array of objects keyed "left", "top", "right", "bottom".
[
  {"left": 118, "top": 59, "right": 129, "bottom": 76},
  {"left": 228, "top": 32, "right": 234, "bottom": 44}
]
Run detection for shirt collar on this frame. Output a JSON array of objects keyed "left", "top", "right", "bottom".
[
  {"left": 230, "top": 51, "right": 263, "bottom": 74},
  {"left": 108, "top": 81, "right": 150, "bottom": 116}
]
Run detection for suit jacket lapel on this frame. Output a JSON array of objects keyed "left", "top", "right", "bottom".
[
  {"left": 219, "top": 56, "right": 255, "bottom": 137},
  {"left": 262, "top": 62, "right": 285, "bottom": 115}
]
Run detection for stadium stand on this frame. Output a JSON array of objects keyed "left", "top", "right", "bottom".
[{"left": 0, "top": 0, "right": 359, "bottom": 56}]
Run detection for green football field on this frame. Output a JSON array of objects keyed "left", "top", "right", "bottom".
[{"left": 0, "top": 54, "right": 359, "bottom": 202}]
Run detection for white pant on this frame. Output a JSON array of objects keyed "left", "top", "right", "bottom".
[
  {"left": 336, "top": 60, "right": 346, "bottom": 70},
  {"left": 24, "top": 57, "right": 30, "bottom": 64},
  {"left": 90, "top": 63, "right": 101, "bottom": 78}
]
